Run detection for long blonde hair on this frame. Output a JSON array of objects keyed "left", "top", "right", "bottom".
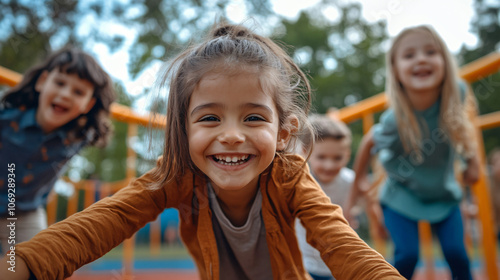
[{"left": 386, "top": 25, "right": 476, "bottom": 160}]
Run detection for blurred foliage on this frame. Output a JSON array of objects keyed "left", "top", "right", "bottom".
[
  {"left": 0, "top": 0, "right": 82, "bottom": 72},
  {"left": 126, "top": 0, "right": 273, "bottom": 78},
  {"left": 272, "top": 1, "right": 388, "bottom": 166},
  {"left": 76, "top": 83, "right": 132, "bottom": 182},
  {"left": 272, "top": 1, "right": 388, "bottom": 114},
  {"left": 0, "top": 0, "right": 273, "bottom": 75},
  {"left": 458, "top": 0, "right": 500, "bottom": 155}
]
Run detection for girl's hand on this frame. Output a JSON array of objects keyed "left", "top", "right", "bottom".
[
  {"left": 357, "top": 176, "right": 373, "bottom": 194},
  {"left": 343, "top": 196, "right": 358, "bottom": 229},
  {"left": 345, "top": 208, "right": 360, "bottom": 230},
  {"left": 345, "top": 176, "right": 369, "bottom": 228},
  {"left": 367, "top": 201, "right": 389, "bottom": 240},
  {"left": 463, "top": 156, "right": 480, "bottom": 186}
]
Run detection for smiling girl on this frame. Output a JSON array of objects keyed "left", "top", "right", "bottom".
[
  {"left": 348, "top": 25, "right": 479, "bottom": 280},
  {"left": 2, "top": 24, "right": 403, "bottom": 280},
  {"left": 0, "top": 47, "right": 115, "bottom": 254}
]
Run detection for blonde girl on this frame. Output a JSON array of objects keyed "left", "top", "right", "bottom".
[
  {"left": 349, "top": 25, "right": 479, "bottom": 280},
  {"left": 0, "top": 47, "right": 115, "bottom": 254},
  {"left": 1, "top": 23, "right": 403, "bottom": 280}
]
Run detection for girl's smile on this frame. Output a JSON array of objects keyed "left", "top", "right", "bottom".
[
  {"left": 211, "top": 153, "right": 252, "bottom": 168},
  {"left": 52, "top": 104, "right": 70, "bottom": 113},
  {"left": 187, "top": 70, "right": 289, "bottom": 196},
  {"left": 394, "top": 30, "right": 445, "bottom": 110},
  {"left": 35, "top": 70, "right": 96, "bottom": 133}
]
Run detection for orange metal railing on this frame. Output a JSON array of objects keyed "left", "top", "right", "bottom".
[{"left": 1, "top": 52, "right": 499, "bottom": 279}]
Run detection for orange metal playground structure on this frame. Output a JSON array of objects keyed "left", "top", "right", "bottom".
[{"left": 0, "top": 52, "right": 499, "bottom": 279}]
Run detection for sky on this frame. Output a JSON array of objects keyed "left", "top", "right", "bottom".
[
  {"left": 95, "top": 0, "right": 479, "bottom": 110},
  {"left": 270, "top": 0, "right": 477, "bottom": 53}
]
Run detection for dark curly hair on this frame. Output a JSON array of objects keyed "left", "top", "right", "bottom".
[{"left": 1, "top": 47, "right": 116, "bottom": 147}]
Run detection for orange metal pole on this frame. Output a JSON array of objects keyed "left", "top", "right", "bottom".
[
  {"left": 99, "top": 183, "right": 111, "bottom": 200},
  {"left": 45, "top": 192, "right": 58, "bottom": 225},
  {"left": 459, "top": 52, "right": 500, "bottom": 83},
  {"left": 470, "top": 122, "right": 499, "bottom": 280},
  {"left": 122, "top": 236, "right": 135, "bottom": 280},
  {"left": 0, "top": 65, "right": 22, "bottom": 87},
  {"left": 66, "top": 183, "right": 80, "bottom": 217},
  {"left": 475, "top": 110, "right": 500, "bottom": 131},
  {"left": 123, "top": 123, "right": 138, "bottom": 278},
  {"left": 83, "top": 181, "right": 96, "bottom": 209},
  {"left": 419, "top": 222, "right": 435, "bottom": 280},
  {"left": 337, "top": 94, "right": 388, "bottom": 124},
  {"left": 111, "top": 103, "right": 166, "bottom": 129},
  {"left": 150, "top": 217, "right": 162, "bottom": 256}
]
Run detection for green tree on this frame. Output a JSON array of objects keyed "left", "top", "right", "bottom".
[
  {"left": 126, "top": 0, "right": 275, "bottom": 78},
  {"left": 458, "top": 0, "right": 500, "bottom": 154},
  {"left": 0, "top": 0, "right": 274, "bottom": 77},
  {"left": 273, "top": 1, "right": 388, "bottom": 114},
  {"left": 75, "top": 83, "right": 132, "bottom": 182}
]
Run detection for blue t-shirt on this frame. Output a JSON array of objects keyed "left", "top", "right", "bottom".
[{"left": 0, "top": 108, "right": 86, "bottom": 215}]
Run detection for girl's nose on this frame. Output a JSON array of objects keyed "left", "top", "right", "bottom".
[
  {"left": 416, "top": 51, "right": 427, "bottom": 62},
  {"left": 59, "top": 86, "right": 72, "bottom": 99},
  {"left": 324, "top": 160, "right": 337, "bottom": 170},
  {"left": 217, "top": 125, "right": 245, "bottom": 145}
]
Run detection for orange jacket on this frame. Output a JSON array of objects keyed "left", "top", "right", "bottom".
[{"left": 16, "top": 155, "right": 403, "bottom": 279}]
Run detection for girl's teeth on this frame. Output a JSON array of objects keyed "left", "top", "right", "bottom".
[{"left": 213, "top": 155, "right": 249, "bottom": 165}]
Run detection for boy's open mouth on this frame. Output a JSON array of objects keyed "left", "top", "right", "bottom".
[{"left": 212, "top": 154, "right": 251, "bottom": 166}]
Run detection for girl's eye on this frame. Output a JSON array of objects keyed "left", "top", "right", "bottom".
[
  {"left": 199, "top": 115, "right": 219, "bottom": 122},
  {"left": 317, "top": 155, "right": 326, "bottom": 160},
  {"left": 403, "top": 53, "right": 414, "bottom": 59},
  {"left": 74, "top": 90, "right": 84, "bottom": 96},
  {"left": 426, "top": 49, "right": 437, "bottom": 55},
  {"left": 245, "top": 115, "right": 265, "bottom": 122}
]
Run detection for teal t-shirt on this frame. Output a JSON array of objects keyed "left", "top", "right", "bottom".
[{"left": 372, "top": 97, "right": 463, "bottom": 223}]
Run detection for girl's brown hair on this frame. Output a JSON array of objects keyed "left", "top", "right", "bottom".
[
  {"left": 386, "top": 25, "right": 476, "bottom": 160},
  {"left": 151, "top": 22, "right": 313, "bottom": 187},
  {"left": 1, "top": 47, "right": 116, "bottom": 147}
]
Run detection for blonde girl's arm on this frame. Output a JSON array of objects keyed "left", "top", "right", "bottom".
[
  {"left": 344, "top": 130, "right": 375, "bottom": 224},
  {"left": 463, "top": 154, "right": 480, "bottom": 186},
  {"left": 461, "top": 82, "right": 480, "bottom": 186},
  {"left": 13, "top": 161, "right": 174, "bottom": 280}
]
